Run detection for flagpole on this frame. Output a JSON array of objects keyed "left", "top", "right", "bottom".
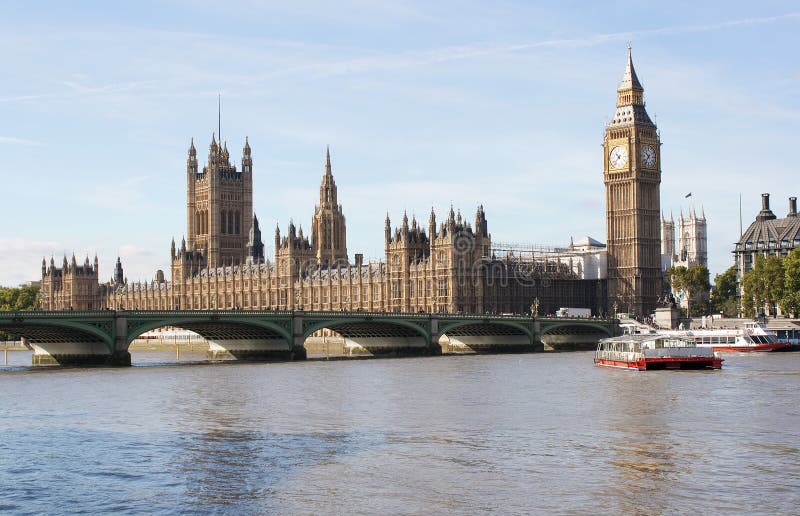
[{"left": 739, "top": 193, "right": 743, "bottom": 238}]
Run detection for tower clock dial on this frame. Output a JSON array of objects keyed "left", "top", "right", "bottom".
[
  {"left": 641, "top": 145, "right": 656, "bottom": 168},
  {"left": 609, "top": 146, "right": 628, "bottom": 168}
]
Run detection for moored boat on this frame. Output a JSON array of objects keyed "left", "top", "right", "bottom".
[
  {"left": 595, "top": 335, "right": 723, "bottom": 370},
  {"left": 666, "top": 321, "right": 789, "bottom": 352}
]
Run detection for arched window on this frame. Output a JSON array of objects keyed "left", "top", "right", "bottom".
[
  {"left": 235, "top": 211, "right": 241, "bottom": 235},
  {"left": 221, "top": 212, "right": 227, "bottom": 234},
  {"left": 195, "top": 212, "right": 201, "bottom": 234},
  {"left": 227, "top": 210, "right": 234, "bottom": 235}
]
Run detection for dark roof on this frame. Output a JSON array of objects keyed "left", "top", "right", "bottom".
[{"left": 737, "top": 214, "right": 800, "bottom": 249}]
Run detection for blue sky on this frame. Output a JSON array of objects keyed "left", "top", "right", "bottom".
[{"left": 1, "top": 1, "right": 798, "bottom": 286}]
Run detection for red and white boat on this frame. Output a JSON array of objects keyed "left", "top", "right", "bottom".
[
  {"left": 666, "top": 321, "right": 789, "bottom": 352},
  {"left": 595, "top": 335, "right": 723, "bottom": 370}
]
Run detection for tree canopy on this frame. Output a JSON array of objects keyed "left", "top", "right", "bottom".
[
  {"left": 780, "top": 248, "right": 800, "bottom": 318},
  {"left": 0, "top": 285, "right": 40, "bottom": 311},
  {"left": 711, "top": 265, "right": 739, "bottom": 317},
  {"left": 742, "top": 254, "right": 785, "bottom": 317},
  {"left": 668, "top": 264, "right": 710, "bottom": 317}
]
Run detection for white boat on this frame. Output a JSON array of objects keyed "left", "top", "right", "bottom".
[
  {"left": 595, "top": 334, "right": 723, "bottom": 370},
  {"left": 665, "top": 321, "right": 789, "bottom": 352}
]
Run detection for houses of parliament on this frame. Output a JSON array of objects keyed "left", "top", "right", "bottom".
[{"left": 41, "top": 47, "right": 664, "bottom": 316}]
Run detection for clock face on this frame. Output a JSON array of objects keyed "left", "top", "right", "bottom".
[
  {"left": 641, "top": 145, "right": 656, "bottom": 168},
  {"left": 609, "top": 146, "right": 628, "bottom": 168}
]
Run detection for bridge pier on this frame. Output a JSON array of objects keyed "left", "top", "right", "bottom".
[
  {"left": 30, "top": 342, "right": 131, "bottom": 367},
  {"left": 207, "top": 339, "right": 298, "bottom": 361}
]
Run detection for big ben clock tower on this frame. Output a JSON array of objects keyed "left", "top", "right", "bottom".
[{"left": 604, "top": 44, "right": 662, "bottom": 316}]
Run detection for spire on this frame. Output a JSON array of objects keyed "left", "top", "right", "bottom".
[
  {"left": 243, "top": 136, "right": 251, "bottom": 156},
  {"left": 188, "top": 137, "right": 196, "bottom": 157},
  {"left": 246, "top": 213, "right": 264, "bottom": 264},
  {"left": 319, "top": 145, "right": 337, "bottom": 206},
  {"left": 700, "top": 206, "right": 706, "bottom": 220},
  {"left": 670, "top": 211, "right": 674, "bottom": 223},
  {"left": 114, "top": 256, "right": 124, "bottom": 285},
  {"left": 325, "top": 145, "right": 332, "bottom": 176},
  {"left": 619, "top": 42, "right": 643, "bottom": 92}
]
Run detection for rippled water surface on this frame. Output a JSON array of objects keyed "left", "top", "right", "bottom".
[{"left": 1, "top": 351, "right": 799, "bottom": 514}]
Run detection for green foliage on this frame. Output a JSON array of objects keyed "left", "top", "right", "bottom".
[
  {"left": 668, "top": 264, "right": 710, "bottom": 317},
  {"left": 0, "top": 285, "right": 40, "bottom": 311},
  {"left": 780, "top": 248, "right": 800, "bottom": 318},
  {"left": 711, "top": 266, "right": 739, "bottom": 317},
  {"left": 742, "top": 255, "right": 785, "bottom": 317},
  {"left": 0, "top": 285, "right": 40, "bottom": 340}
]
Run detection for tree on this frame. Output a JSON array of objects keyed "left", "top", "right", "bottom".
[
  {"left": 668, "top": 264, "right": 710, "bottom": 317},
  {"left": 780, "top": 248, "right": 800, "bottom": 318},
  {"left": 742, "top": 255, "right": 785, "bottom": 317},
  {"left": 0, "top": 285, "right": 40, "bottom": 311},
  {"left": 711, "top": 266, "right": 739, "bottom": 317}
]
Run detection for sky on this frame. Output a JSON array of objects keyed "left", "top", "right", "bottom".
[{"left": 0, "top": 1, "right": 798, "bottom": 286}]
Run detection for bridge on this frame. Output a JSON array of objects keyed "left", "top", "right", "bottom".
[{"left": 0, "top": 310, "right": 618, "bottom": 366}]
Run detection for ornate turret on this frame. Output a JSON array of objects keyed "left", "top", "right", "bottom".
[
  {"left": 187, "top": 138, "right": 198, "bottom": 175},
  {"left": 242, "top": 136, "right": 252, "bottom": 173},
  {"left": 114, "top": 257, "right": 124, "bottom": 285},
  {"left": 608, "top": 44, "right": 654, "bottom": 128},
  {"left": 246, "top": 214, "right": 264, "bottom": 264},
  {"left": 475, "top": 205, "right": 488, "bottom": 236},
  {"left": 312, "top": 145, "right": 348, "bottom": 265}
]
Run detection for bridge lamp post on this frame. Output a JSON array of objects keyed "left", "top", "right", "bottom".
[{"left": 531, "top": 297, "right": 540, "bottom": 317}]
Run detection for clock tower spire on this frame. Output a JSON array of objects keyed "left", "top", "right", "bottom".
[{"left": 604, "top": 45, "right": 662, "bottom": 316}]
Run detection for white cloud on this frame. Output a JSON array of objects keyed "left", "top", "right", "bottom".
[{"left": 0, "top": 137, "right": 43, "bottom": 146}]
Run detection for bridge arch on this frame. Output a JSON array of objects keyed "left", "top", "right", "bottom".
[
  {"left": 302, "top": 317, "right": 431, "bottom": 356},
  {"left": 540, "top": 321, "right": 615, "bottom": 338},
  {"left": 0, "top": 320, "right": 113, "bottom": 349},
  {"left": 538, "top": 320, "right": 615, "bottom": 351},
  {"left": 437, "top": 319, "right": 535, "bottom": 354},
  {"left": 437, "top": 319, "right": 534, "bottom": 340},
  {"left": 126, "top": 317, "right": 292, "bottom": 346}
]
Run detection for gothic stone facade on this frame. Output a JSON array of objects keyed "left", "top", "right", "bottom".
[
  {"left": 604, "top": 46, "right": 662, "bottom": 316},
  {"left": 41, "top": 139, "right": 605, "bottom": 314}
]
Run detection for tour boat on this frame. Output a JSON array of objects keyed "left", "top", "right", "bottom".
[
  {"left": 595, "top": 335, "right": 723, "bottom": 370},
  {"left": 666, "top": 321, "right": 789, "bottom": 352}
]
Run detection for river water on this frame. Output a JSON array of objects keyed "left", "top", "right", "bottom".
[{"left": 1, "top": 350, "right": 799, "bottom": 514}]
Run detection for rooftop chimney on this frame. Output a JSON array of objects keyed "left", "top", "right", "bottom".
[
  {"left": 790, "top": 196, "right": 798, "bottom": 218},
  {"left": 757, "top": 193, "right": 777, "bottom": 222}
]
